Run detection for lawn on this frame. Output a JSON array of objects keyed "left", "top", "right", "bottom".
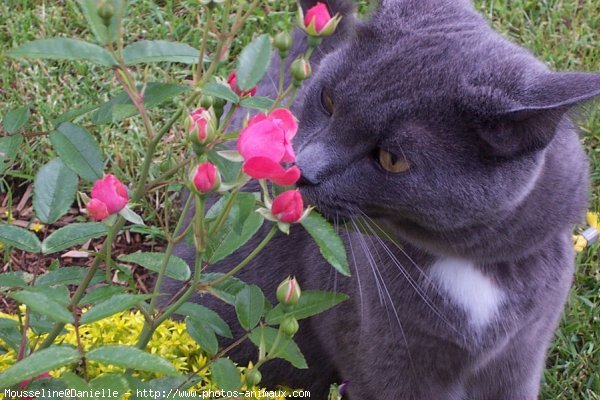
[{"left": 0, "top": 0, "right": 598, "bottom": 398}]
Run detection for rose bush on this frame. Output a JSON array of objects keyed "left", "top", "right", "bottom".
[{"left": 0, "top": 1, "right": 350, "bottom": 397}]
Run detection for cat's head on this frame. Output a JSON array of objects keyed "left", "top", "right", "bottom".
[{"left": 294, "top": 0, "right": 600, "bottom": 259}]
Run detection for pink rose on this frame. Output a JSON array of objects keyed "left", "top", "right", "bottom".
[
  {"left": 302, "top": 2, "right": 341, "bottom": 37},
  {"left": 304, "top": 2, "right": 331, "bottom": 33},
  {"left": 227, "top": 71, "right": 257, "bottom": 97},
  {"left": 271, "top": 190, "right": 304, "bottom": 223},
  {"left": 88, "top": 174, "right": 128, "bottom": 220},
  {"left": 237, "top": 108, "right": 301, "bottom": 185},
  {"left": 192, "top": 162, "right": 220, "bottom": 194}
]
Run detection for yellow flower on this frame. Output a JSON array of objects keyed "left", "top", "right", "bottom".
[{"left": 29, "top": 222, "right": 45, "bottom": 232}]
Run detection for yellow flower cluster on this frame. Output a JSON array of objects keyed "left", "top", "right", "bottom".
[{"left": 0, "top": 309, "right": 287, "bottom": 400}]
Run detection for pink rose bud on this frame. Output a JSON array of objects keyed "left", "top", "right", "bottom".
[
  {"left": 186, "top": 107, "right": 216, "bottom": 146},
  {"left": 290, "top": 57, "right": 312, "bottom": 85},
  {"left": 87, "top": 198, "right": 109, "bottom": 221},
  {"left": 302, "top": 2, "right": 342, "bottom": 37},
  {"left": 276, "top": 276, "right": 302, "bottom": 306},
  {"left": 88, "top": 174, "right": 128, "bottom": 220},
  {"left": 237, "top": 109, "right": 301, "bottom": 185},
  {"left": 271, "top": 190, "right": 304, "bottom": 223},
  {"left": 191, "top": 162, "right": 221, "bottom": 194},
  {"left": 227, "top": 71, "right": 257, "bottom": 97}
]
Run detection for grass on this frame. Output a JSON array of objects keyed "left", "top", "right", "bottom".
[{"left": 0, "top": 0, "right": 598, "bottom": 398}]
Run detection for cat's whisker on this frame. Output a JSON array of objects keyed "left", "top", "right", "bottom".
[
  {"left": 351, "top": 219, "right": 386, "bottom": 305},
  {"left": 343, "top": 220, "right": 366, "bottom": 329}
]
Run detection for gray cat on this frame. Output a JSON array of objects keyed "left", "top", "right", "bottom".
[{"left": 164, "top": 0, "right": 600, "bottom": 398}]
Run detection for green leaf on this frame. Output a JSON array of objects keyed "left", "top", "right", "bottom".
[
  {"left": 28, "top": 286, "right": 70, "bottom": 306},
  {"left": 9, "top": 290, "right": 73, "bottom": 324},
  {"left": 0, "top": 134, "right": 23, "bottom": 175},
  {"left": 33, "top": 158, "right": 78, "bottom": 224},
  {"left": 209, "top": 358, "right": 241, "bottom": 391},
  {"left": 7, "top": 38, "right": 116, "bottom": 66},
  {"left": 119, "top": 252, "right": 191, "bottom": 281},
  {"left": 80, "top": 294, "right": 152, "bottom": 324},
  {"left": 301, "top": 211, "right": 350, "bottom": 276},
  {"left": 0, "top": 327, "right": 22, "bottom": 351},
  {"left": 235, "top": 34, "right": 272, "bottom": 91},
  {"left": 0, "top": 318, "right": 18, "bottom": 329},
  {"left": 2, "top": 106, "right": 31, "bottom": 134},
  {"left": 90, "top": 373, "right": 130, "bottom": 395},
  {"left": 202, "top": 82, "right": 239, "bottom": 104},
  {"left": 249, "top": 326, "right": 308, "bottom": 369},
  {"left": 206, "top": 193, "right": 264, "bottom": 263},
  {"left": 77, "top": 0, "right": 125, "bottom": 45},
  {"left": 175, "top": 303, "right": 232, "bottom": 338},
  {"left": 92, "top": 83, "right": 190, "bottom": 124},
  {"left": 86, "top": 346, "right": 177, "bottom": 375},
  {"left": 234, "top": 285, "right": 265, "bottom": 331},
  {"left": 185, "top": 317, "right": 218, "bottom": 356},
  {"left": 207, "top": 148, "right": 243, "bottom": 184},
  {"left": 36, "top": 267, "right": 104, "bottom": 287},
  {"left": 266, "top": 290, "right": 349, "bottom": 325},
  {"left": 51, "top": 104, "right": 100, "bottom": 127},
  {"left": 200, "top": 273, "right": 247, "bottom": 305},
  {"left": 0, "top": 346, "right": 80, "bottom": 389},
  {"left": 0, "top": 271, "right": 31, "bottom": 289},
  {"left": 42, "top": 222, "right": 108, "bottom": 254},
  {"left": 49, "top": 122, "right": 104, "bottom": 182},
  {"left": 240, "top": 96, "right": 275, "bottom": 112},
  {"left": 123, "top": 40, "right": 207, "bottom": 65},
  {"left": 0, "top": 224, "right": 41, "bottom": 253},
  {"left": 80, "top": 285, "right": 126, "bottom": 305},
  {"left": 118, "top": 206, "right": 145, "bottom": 225}
]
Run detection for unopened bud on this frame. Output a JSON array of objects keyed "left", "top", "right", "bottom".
[
  {"left": 190, "top": 162, "right": 221, "bottom": 194},
  {"left": 276, "top": 276, "right": 301, "bottom": 306},
  {"left": 274, "top": 32, "right": 293, "bottom": 58},
  {"left": 245, "top": 368, "right": 262, "bottom": 387},
  {"left": 97, "top": 0, "right": 114, "bottom": 26},
  {"left": 280, "top": 315, "right": 299, "bottom": 337},
  {"left": 290, "top": 57, "right": 311, "bottom": 86}
]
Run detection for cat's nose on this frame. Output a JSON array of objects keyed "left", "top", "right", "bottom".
[{"left": 295, "top": 142, "right": 328, "bottom": 184}]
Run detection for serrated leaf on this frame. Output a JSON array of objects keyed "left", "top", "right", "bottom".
[
  {"left": 2, "top": 106, "right": 31, "bottom": 134},
  {"left": 86, "top": 346, "right": 177, "bottom": 375},
  {"left": 266, "top": 290, "right": 348, "bottom": 325},
  {"left": 0, "top": 224, "right": 41, "bottom": 253},
  {"left": 207, "top": 148, "right": 243, "bottom": 183},
  {"left": 200, "top": 273, "right": 247, "bottom": 305},
  {"left": 248, "top": 326, "right": 307, "bottom": 369},
  {"left": 50, "top": 122, "right": 104, "bottom": 182},
  {"left": 0, "top": 271, "right": 31, "bottom": 290},
  {"left": 123, "top": 40, "right": 207, "bottom": 65},
  {"left": 119, "top": 252, "right": 191, "bottom": 281},
  {"left": 7, "top": 38, "right": 116, "bottom": 66},
  {"left": 0, "top": 134, "right": 23, "bottom": 175},
  {"left": 202, "top": 82, "right": 239, "bottom": 104},
  {"left": 210, "top": 358, "right": 241, "bottom": 391},
  {"left": 92, "top": 83, "right": 190, "bottom": 124},
  {"left": 36, "top": 267, "right": 104, "bottom": 287},
  {"left": 0, "top": 346, "right": 80, "bottom": 389},
  {"left": 80, "top": 285, "right": 126, "bottom": 305},
  {"left": 42, "top": 222, "right": 108, "bottom": 254},
  {"left": 234, "top": 285, "right": 265, "bottom": 331},
  {"left": 301, "top": 211, "right": 350, "bottom": 276},
  {"left": 50, "top": 104, "right": 100, "bottom": 127},
  {"left": 175, "top": 303, "right": 232, "bottom": 338},
  {"left": 80, "top": 294, "right": 152, "bottom": 324},
  {"left": 0, "top": 318, "right": 18, "bottom": 329},
  {"left": 90, "top": 373, "right": 130, "bottom": 395},
  {"left": 240, "top": 96, "right": 275, "bottom": 112},
  {"left": 118, "top": 206, "right": 145, "bottom": 225},
  {"left": 235, "top": 34, "right": 272, "bottom": 91},
  {"left": 206, "top": 193, "right": 264, "bottom": 263},
  {"left": 9, "top": 290, "right": 73, "bottom": 324},
  {"left": 33, "top": 159, "right": 78, "bottom": 224},
  {"left": 186, "top": 317, "right": 218, "bottom": 356}
]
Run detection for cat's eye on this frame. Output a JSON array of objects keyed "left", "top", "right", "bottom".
[
  {"left": 320, "top": 89, "right": 335, "bottom": 116},
  {"left": 377, "top": 149, "right": 410, "bottom": 173}
]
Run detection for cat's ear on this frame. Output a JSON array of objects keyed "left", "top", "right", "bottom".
[
  {"left": 297, "top": 0, "right": 356, "bottom": 18},
  {"left": 473, "top": 72, "right": 600, "bottom": 157}
]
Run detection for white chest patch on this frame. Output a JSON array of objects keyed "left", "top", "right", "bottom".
[{"left": 430, "top": 257, "right": 504, "bottom": 328}]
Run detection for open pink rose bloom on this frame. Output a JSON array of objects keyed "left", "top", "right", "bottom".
[
  {"left": 237, "top": 108, "right": 301, "bottom": 186},
  {"left": 88, "top": 174, "right": 129, "bottom": 221}
]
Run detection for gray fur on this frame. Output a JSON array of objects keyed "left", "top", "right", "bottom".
[{"left": 162, "top": 0, "right": 599, "bottom": 398}]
